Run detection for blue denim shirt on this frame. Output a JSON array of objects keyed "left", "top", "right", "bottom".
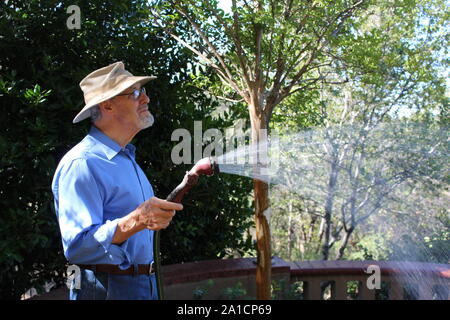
[{"left": 52, "top": 126, "right": 157, "bottom": 299}]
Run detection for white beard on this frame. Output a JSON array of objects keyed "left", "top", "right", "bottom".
[{"left": 140, "top": 112, "right": 154, "bottom": 129}]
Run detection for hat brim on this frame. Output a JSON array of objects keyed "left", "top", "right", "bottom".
[{"left": 73, "top": 75, "right": 156, "bottom": 123}]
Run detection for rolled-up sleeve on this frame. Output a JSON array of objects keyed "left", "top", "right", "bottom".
[{"left": 56, "top": 158, "right": 131, "bottom": 269}]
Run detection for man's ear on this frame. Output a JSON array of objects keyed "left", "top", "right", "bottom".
[{"left": 99, "top": 100, "right": 113, "bottom": 111}]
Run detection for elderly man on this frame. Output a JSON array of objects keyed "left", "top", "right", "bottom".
[{"left": 52, "top": 62, "right": 183, "bottom": 300}]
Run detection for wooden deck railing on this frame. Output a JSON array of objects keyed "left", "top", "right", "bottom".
[
  {"left": 288, "top": 260, "right": 450, "bottom": 300},
  {"left": 25, "top": 257, "right": 450, "bottom": 300},
  {"left": 163, "top": 258, "right": 450, "bottom": 300}
]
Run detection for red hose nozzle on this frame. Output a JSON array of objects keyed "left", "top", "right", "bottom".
[
  {"left": 166, "top": 157, "right": 219, "bottom": 203},
  {"left": 189, "top": 156, "right": 220, "bottom": 176}
]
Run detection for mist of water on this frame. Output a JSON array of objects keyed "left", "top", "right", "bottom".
[{"left": 215, "top": 121, "right": 449, "bottom": 299}]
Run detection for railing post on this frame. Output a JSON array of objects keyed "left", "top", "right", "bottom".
[
  {"left": 389, "top": 280, "right": 403, "bottom": 300},
  {"left": 359, "top": 281, "right": 376, "bottom": 300},
  {"left": 334, "top": 279, "right": 348, "bottom": 300},
  {"left": 305, "top": 279, "right": 322, "bottom": 300}
]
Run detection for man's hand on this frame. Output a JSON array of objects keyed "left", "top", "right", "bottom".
[
  {"left": 135, "top": 197, "right": 183, "bottom": 231},
  {"left": 112, "top": 197, "right": 183, "bottom": 244}
]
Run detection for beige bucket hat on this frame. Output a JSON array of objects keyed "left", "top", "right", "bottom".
[{"left": 73, "top": 61, "right": 156, "bottom": 123}]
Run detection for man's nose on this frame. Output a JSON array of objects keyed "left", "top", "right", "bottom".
[{"left": 140, "top": 91, "right": 150, "bottom": 104}]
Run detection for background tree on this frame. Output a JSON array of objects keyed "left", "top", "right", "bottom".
[
  {"left": 150, "top": 0, "right": 371, "bottom": 299},
  {"left": 268, "top": 0, "right": 448, "bottom": 263}
]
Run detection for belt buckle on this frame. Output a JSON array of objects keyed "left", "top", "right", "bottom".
[{"left": 149, "top": 262, "right": 155, "bottom": 275}]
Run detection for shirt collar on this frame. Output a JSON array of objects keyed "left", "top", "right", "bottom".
[{"left": 89, "top": 126, "right": 136, "bottom": 160}]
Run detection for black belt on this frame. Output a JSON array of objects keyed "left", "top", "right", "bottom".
[{"left": 78, "top": 262, "right": 155, "bottom": 275}]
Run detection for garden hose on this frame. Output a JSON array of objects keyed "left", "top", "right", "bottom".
[{"left": 153, "top": 157, "right": 219, "bottom": 299}]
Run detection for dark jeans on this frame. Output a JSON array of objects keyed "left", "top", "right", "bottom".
[{"left": 69, "top": 267, "right": 158, "bottom": 300}]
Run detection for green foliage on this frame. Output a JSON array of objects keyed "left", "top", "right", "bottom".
[
  {"left": 271, "top": 278, "right": 305, "bottom": 300},
  {"left": 345, "top": 281, "right": 360, "bottom": 300},
  {"left": 0, "top": 0, "right": 253, "bottom": 299},
  {"left": 192, "top": 279, "right": 214, "bottom": 300},
  {"left": 221, "top": 282, "right": 248, "bottom": 300},
  {"left": 347, "top": 234, "right": 391, "bottom": 261},
  {"left": 152, "top": 0, "right": 371, "bottom": 107},
  {"left": 270, "top": 190, "right": 324, "bottom": 261},
  {"left": 268, "top": 0, "right": 448, "bottom": 263},
  {"left": 423, "top": 210, "right": 450, "bottom": 260},
  {"left": 336, "top": 0, "right": 449, "bottom": 119},
  {"left": 192, "top": 279, "right": 308, "bottom": 300},
  {"left": 270, "top": 88, "right": 325, "bottom": 132},
  {"left": 421, "top": 231, "right": 449, "bottom": 263},
  {"left": 387, "top": 209, "right": 450, "bottom": 263}
]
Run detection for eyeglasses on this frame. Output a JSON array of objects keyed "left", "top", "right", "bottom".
[{"left": 115, "top": 87, "right": 146, "bottom": 100}]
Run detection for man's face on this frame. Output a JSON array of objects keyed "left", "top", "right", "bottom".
[{"left": 111, "top": 84, "right": 154, "bottom": 130}]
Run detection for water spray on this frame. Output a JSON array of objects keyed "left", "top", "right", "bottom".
[
  {"left": 152, "top": 122, "right": 449, "bottom": 299},
  {"left": 154, "top": 156, "right": 220, "bottom": 299}
]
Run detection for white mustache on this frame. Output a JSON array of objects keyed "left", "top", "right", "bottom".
[{"left": 138, "top": 104, "right": 149, "bottom": 113}]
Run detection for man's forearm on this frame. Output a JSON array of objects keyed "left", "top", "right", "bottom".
[
  {"left": 111, "top": 197, "right": 181, "bottom": 245},
  {"left": 111, "top": 210, "right": 145, "bottom": 245}
]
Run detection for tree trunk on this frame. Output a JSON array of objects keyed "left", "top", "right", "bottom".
[
  {"left": 322, "top": 159, "right": 338, "bottom": 260},
  {"left": 249, "top": 103, "right": 271, "bottom": 300},
  {"left": 287, "top": 201, "right": 293, "bottom": 260},
  {"left": 253, "top": 179, "right": 271, "bottom": 299},
  {"left": 337, "top": 227, "right": 354, "bottom": 260}
]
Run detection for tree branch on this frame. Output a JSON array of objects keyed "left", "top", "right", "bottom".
[
  {"left": 277, "top": 0, "right": 366, "bottom": 103},
  {"left": 203, "top": 0, "right": 253, "bottom": 90},
  {"left": 173, "top": 4, "right": 234, "bottom": 77},
  {"left": 156, "top": 3, "right": 246, "bottom": 99},
  {"left": 231, "top": 0, "right": 252, "bottom": 89}
]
